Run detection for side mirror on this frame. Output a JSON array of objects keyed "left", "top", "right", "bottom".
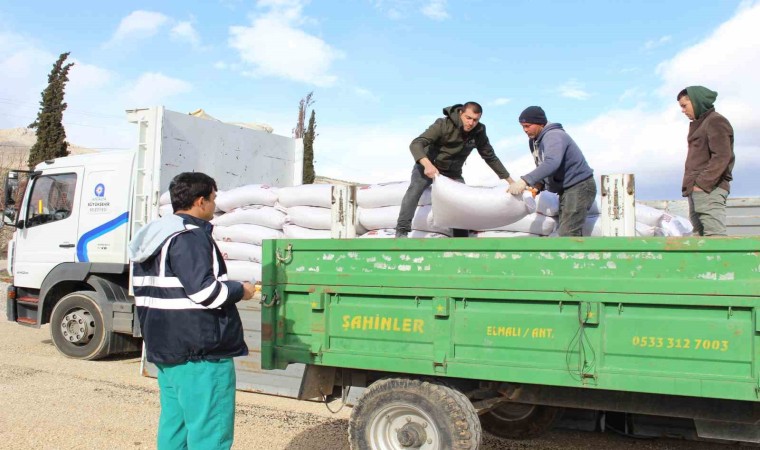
[{"left": 1, "top": 171, "right": 20, "bottom": 228}]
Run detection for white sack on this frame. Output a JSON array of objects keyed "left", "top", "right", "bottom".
[
  {"left": 225, "top": 260, "right": 262, "bottom": 283},
  {"left": 358, "top": 205, "right": 452, "bottom": 235},
  {"left": 286, "top": 206, "right": 332, "bottom": 230},
  {"left": 213, "top": 224, "right": 284, "bottom": 245},
  {"left": 431, "top": 175, "right": 531, "bottom": 230},
  {"left": 158, "top": 204, "right": 173, "bottom": 217},
  {"left": 583, "top": 215, "right": 602, "bottom": 237},
  {"left": 534, "top": 191, "right": 560, "bottom": 217},
  {"left": 589, "top": 196, "right": 600, "bottom": 216},
  {"left": 356, "top": 181, "right": 432, "bottom": 208},
  {"left": 283, "top": 223, "right": 332, "bottom": 239},
  {"left": 359, "top": 229, "right": 448, "bottom": 239},
  {"left": 635, "top": 222, "right": 656, "bottom": 237},
  {"left": 215, "top": 241, "right": 262, "bottom": 263},
  {"left": 635, "top": 203, "right": 664, "bottom": 227},
  {"left": 471, "top": 231, "right": 541, "bottom": 238},
  {"left": 484, "top": 213, "right": 557, "bottom": 236},
  {"left": 215, "top": 184, "right": 279, "bottom": 211},
  {"left": 277, "top": 184, "right": 333, "bottom": 208},
  {"left": 659, "top": 213, "right": 693, "bottom": 236},
  {"left": 159, "top": 191, "right": 171, "bottom": 206},
  {"left": 212, "top": 206, "right": 286, "bottom": 229}
]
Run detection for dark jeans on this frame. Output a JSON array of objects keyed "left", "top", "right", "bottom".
[
  {"left": 557, "top": 176, "right": 597, "bottom": 237},
  {"left": 396, "top": 164, "right": 468, "bottom": 236}
]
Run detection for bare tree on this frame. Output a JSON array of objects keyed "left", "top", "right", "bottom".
[{"left": 293, "top": 92, "right": 316, "bottom": 183}]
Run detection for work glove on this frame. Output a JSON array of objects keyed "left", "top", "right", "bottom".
[{"left": 507, "top": 178, "right": 527, "bottom": 196}]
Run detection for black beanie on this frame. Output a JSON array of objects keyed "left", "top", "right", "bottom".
[{"left": 518, "top": 106, "right": 547, "bottom": 125}]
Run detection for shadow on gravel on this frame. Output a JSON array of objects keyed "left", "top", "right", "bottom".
[{"left": 284, "top": 419, "right": 350, "bottom": 450}]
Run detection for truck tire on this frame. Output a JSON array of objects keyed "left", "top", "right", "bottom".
[
  {"left": 348, "top": 377, "right": 481, "bottom": 450},
  {"left": 480, "top": 402, "right": 563, "bottom": 440},
  {"left": 50, "top": 291, "right": 112, "bottom": 360}
]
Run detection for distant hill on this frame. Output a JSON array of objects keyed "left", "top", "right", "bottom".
[{"left": 0, "top": 128, "right": 95, "bottom": 169}]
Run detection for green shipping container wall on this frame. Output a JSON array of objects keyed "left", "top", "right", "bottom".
[{"left": 261, "top": 237, "right": 760, "bottom": 402}]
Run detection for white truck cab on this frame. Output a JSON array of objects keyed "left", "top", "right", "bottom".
[{"left": 3, "top": 106, "right": 301, "bottom": 359}]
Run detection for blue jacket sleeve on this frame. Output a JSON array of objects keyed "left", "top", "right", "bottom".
[{"left": 168, "top": 231, "right": 242, "bottom": 309}]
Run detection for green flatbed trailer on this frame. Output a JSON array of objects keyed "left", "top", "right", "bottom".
[{"left": 261, "top": 236, "right": 760, "bottom": 449}]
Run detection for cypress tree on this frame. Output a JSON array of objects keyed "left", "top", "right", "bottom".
[
  {"left": 302, "top": 109, "right": 317, "bottom": 184},
  {"left": 28, "top": 52, "right": 74, "bottom": 169}
]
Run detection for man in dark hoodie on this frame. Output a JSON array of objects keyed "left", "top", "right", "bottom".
[
  {"left": 395, "top": 102, "right": 514, "bottom": 237},
  {"left": 677, "top": 86, "right": 735, "bottom": 236},
  {"left": 509, "top": 106, "right": 596, "bottom": 236},
  {"left": 128, "top": 172, "right": 256, "bottom": 450}
]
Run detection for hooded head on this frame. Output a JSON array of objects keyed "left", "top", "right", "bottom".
[{"left": 677, "top": 86, "right": 718, "bottom": 120}]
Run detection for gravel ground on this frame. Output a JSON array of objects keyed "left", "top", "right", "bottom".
[{"left": 0, "top": 282, "right": 725, "bottom": 449}]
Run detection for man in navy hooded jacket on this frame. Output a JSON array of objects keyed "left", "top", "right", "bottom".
[
  {"left": 129, "top": 172, "right": 256, "bottom": 450},
  {"left": 508, "top": 106, "right": 596, "bottom": 236}
]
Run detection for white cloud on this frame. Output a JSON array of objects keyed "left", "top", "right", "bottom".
[
  {"left": 214, "top": 61, "right": 229, "bottom": 70},
  {"left": 643, "top": 35, "right": 672, "bottom": 51},
  {"left": 67, "top": 60, "right": 113, "bottom": 95},
  {"left": 354, "top": 87, "right": 380, "bottom": 102},
  {"left": 553, "top": 2, "right": 760, "bottom": 199},
  {"left": 421, "top": 0, "right": 449, "bottom": 21},
  {"left": 106, "top": 10, "right": 169, "bottom": 45},
  {"left": 557, "top": 79, "right": 591, "bottom": 100},
  {"left": 122, "top": 73, "right": 193, "bottom": 108},
  {"left": 228, "top": 0, "right": 343, "bottom": 86},
  {"left": 372, "top": 0, "right": 450, "bottom": 21},
  {"left": 489, "top": 97, "right": 511, "bottom": 106},
  {"left": 170, "top": 21, "right": 201, "bottom": 47}
]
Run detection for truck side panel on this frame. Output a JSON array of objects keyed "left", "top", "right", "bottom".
[
  {"left": 261, "top": 237, "right": 760, "bottom": 402},
  {"left": 158, "top": 110, "right": 299, "bottom": 192}
]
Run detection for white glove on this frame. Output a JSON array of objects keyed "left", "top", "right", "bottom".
[{"left": 507, "top": 178, "right": 527, "bottom": 196}]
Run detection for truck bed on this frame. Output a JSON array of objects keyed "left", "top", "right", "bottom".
[{"left": 261, "top": 236, "right": 760, "bottom": 402}]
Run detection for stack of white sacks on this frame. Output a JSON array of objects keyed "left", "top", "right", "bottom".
[
  {"left": 356, "top": 181, "right": 451, "bottom": 238},
  {"left": 156, "top": 177, "right": 693, "bottom": 281},
  {"left": 211, "top": 185, "right": 284, "bottom": 283},
  {"left": 278, "top": 184, "right": 335, "bottom": 239}
]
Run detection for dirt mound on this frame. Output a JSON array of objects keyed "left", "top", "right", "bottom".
[{"left": 0, "top": 128, "right": 95, "bottom": 169}]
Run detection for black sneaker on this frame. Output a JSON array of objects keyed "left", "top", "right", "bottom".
[{"left": 395, "top": 231, "right": 408, "bottom": 238}]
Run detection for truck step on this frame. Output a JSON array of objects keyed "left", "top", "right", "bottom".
[
  {"left": 17, "top": 296, "right": 40, "bottom": 304},
  {"left": 17, "top": 317, "right": 38, "bottom": 326}
]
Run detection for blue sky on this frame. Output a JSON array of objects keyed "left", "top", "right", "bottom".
[{"left": 1, "top": 0, "right": 758, "bottom": 199}]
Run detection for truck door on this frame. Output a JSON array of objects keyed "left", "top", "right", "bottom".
[{"left": 13, "top": 169, "right": 82, "bottom": 289}]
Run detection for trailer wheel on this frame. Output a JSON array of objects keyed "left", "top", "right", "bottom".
[
  {"left": 50, "top": 291, "right": 111, "bottom": 360},
  {"left": 348, "top": 377, "right": 481, "bottom": 450},
  {"left": 480, "top": 402, "right": 563, "bottom": 440}
]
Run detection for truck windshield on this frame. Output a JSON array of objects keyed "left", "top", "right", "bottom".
[{"left": 25, "top": 173, "right": 77, "bottom": 227}]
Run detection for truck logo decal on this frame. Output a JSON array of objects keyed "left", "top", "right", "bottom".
[
  {"left": 76, "top": 211, "right": 129, "bottom": 262},
  {"left": 94, "top": 183, "right": 105, "bottom": 197}
]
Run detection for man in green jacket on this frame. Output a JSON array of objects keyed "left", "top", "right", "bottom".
[
  {"left": 677, "top": 86, "right": 735, "bottom": 236},
  {"left": 395, "top": 102, "right": 514, "bottom": 237}
]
